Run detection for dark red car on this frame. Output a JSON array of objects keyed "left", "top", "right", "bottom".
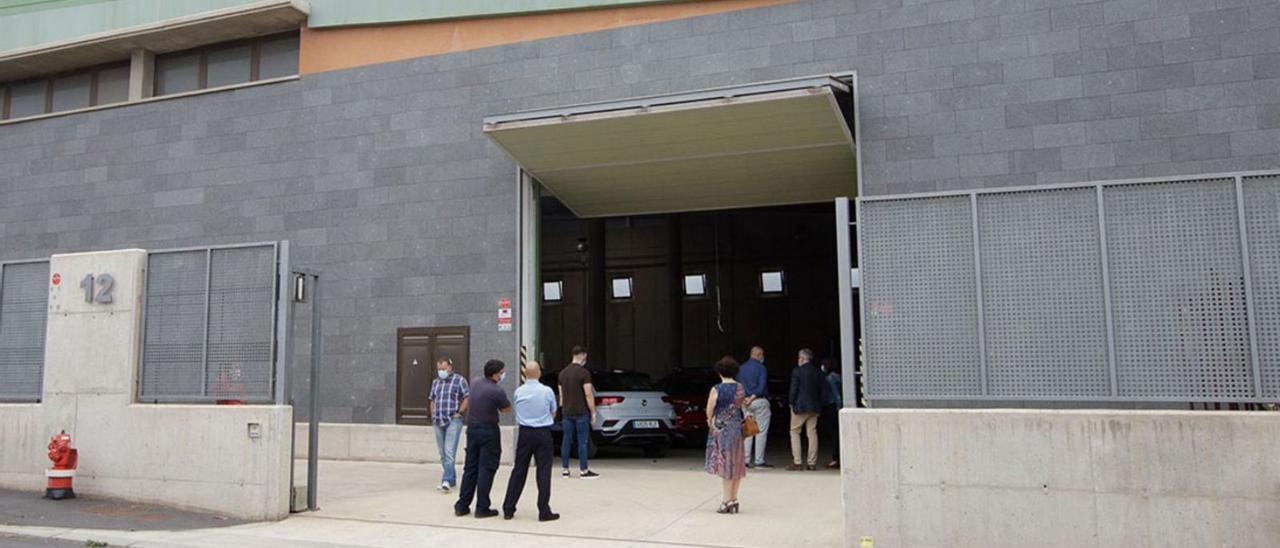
[
  {"left": 661, "top": 368, "right": 794, "bottom": 443},
  {"left": 658, "top": 367, "right": 720, "bottom": 444}
]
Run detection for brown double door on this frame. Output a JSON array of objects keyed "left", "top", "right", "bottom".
[{"left": 396, "top": 326, "right": 470, "bottom": 425}]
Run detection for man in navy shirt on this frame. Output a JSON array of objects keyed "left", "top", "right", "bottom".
[
  {"left": 454, "top": 359, "right": 512, "bottom": 519},
  {"left": 739, "top": 345, "right": 773, "bottom": 468}
]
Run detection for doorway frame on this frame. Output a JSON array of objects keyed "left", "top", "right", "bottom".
[
  {"left": 395, "top": 325, "right": 471, "bottom": 426},
  {"left": 513, "top": 71, "right": 863, "bottom": 405}
]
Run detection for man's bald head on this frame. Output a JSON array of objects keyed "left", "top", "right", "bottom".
[
  {"left": 750, "top": 346, "right": 765, "bottom": 362},
  {"left": 523, "top": 360, "right": 542, "bottom": 382}
]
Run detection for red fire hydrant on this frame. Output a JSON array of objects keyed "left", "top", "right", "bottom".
[{"left": 45, "top": 430, "right": 77, "bottom": 500}]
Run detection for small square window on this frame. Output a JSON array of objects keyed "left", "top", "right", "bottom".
[
  {"left": 51, "top": 72, "right": 92, "bottom": 112},
  {"left": 760, "top": 270, "right": 785, "bottom": 295},
  {"left": 8, "top": 80, "right": 48, "bottom": 118},
  {"left": 683, "top": 274, "right": 706, "bottom": 296},
  {"left": 156, "top": 52, "right": 200, "bottom": 95},
  {"left": 206, "top": 44, "right": 252, "bottom": 88},
  {"left": 95, "top": 65, "right": 130, "bottom": 105},
  {"left": 611, "top": 277, "right": 633, "bottom": 300},
  {"left": 258, "top": 34, "right": 300, "bottom": 80},
  {"left": 543, "top": 281, "right": 563, "bottom": 303}
]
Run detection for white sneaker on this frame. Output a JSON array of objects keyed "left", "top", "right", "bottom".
[{"left": 438, "top": 482, "right": 451, "bottom": 493}]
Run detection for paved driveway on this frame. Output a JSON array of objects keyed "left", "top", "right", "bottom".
[
  {"left": 307, "top": 446, "right": 841, "bottom": 547},
  {"left": 0, "top": 447, "right": 842, "bottom": 547}
]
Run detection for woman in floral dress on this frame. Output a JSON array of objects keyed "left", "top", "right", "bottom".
[{"left": 705, "top": 355, "right": 747, "bottom": 514}]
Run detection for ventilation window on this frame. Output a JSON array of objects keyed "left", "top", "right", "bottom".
[
  {"left": 760, "top": 270, "right": 785, "bottom": 295},
  {"left": 611, "top": 277, "right": 634, "bottom": 300},
  {"left": 683, "top": 274, "right": 707, "bottom": 297},
  {"left": 543, "top": 281, "right": 563, "bottom": 303}
]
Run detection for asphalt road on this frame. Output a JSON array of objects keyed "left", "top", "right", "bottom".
[{"left": 0, "top": 488, "right": 243, "bottom": 533}]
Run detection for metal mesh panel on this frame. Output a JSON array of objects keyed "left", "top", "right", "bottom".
[
  {"left": 206, "top": 246, "right": 275, "bottom": 401},
  {"left": 1244, "top": 175, "right": 1280, "bottom": 398},
  {"left": 140, "top": 243, "right": 279, "bottom": 402},
  {"left": 861, "top": 196, "right": 981, "bottom": 397},
  {"left": 140, "top": 251, "right": 208, "bottom": 399},
  {"left": 978, "top": 189, "right": 1110, "bottom": 397},
  {"left": 1105, "top": 179, "right": 1253, "bottom": 399},
  {"left": 0, "top": 262, "right": 49, "bottom": 401}
]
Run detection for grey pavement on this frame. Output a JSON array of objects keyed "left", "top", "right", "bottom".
[
  {"left": 0, "top": 446, "right": 841, "bottom": 547},
  {"left": 0, "top": 533, "right": 82, "bottom": 548}
]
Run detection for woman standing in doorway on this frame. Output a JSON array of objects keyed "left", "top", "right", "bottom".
[{"left": 705, "top": 356, "right": 747, "bottom": 514}]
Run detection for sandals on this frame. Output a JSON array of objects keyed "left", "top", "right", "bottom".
[{"left": 716, "top": 500, "right": 741, "bottom": 514}]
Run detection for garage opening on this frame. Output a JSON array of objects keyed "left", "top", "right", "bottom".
[
  {"left": 538, "top": 196, "right": 848, "bottom": 457},
  {"left": 487, "top": 74, "right": 860, "bottom": 462}
]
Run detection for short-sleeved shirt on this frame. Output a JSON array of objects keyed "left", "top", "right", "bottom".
[
  {"left": 558, "top": 365, "right": 593, "bottom": 417},
  {"left": 465, "top": 377, "right": 511, "bottom": 426},
  {"left": 514, "top": 379, "right": 557, "bottom": 427},
  {"left": 429, "top": 373, "right": 469, "bottom": 428}
]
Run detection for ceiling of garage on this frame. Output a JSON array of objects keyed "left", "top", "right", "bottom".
[{"left": 484, "top": 75, "right": 858, "bottom": 218}]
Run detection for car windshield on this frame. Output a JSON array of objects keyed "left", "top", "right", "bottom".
[{"left": 592, "top": 372, "right": 655, "bottom": 391}]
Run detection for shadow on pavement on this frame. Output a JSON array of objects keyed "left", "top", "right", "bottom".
[{"left": 0, "top": 489, "right": 247, "bottom": 532}]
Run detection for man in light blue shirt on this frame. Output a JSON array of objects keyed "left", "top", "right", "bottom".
[{"left": 501, "top": 361, "right": 559, "bottom": 521}]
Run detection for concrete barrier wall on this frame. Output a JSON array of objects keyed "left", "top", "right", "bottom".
[
  {"left": 294, "top": 422, "right": 516, "bottom": 465},
  {"left": 0, "top": 250, "right": 292, "bottom": 520},
  {"left": 841, "top": 408, "right": 1280, "bottom": 547}
]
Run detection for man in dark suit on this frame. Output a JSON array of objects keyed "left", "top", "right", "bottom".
[{"left": 786, "top": 348, "right": 825, "bottom": 471}]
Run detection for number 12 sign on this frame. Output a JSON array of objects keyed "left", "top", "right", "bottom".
[{"left": 79, "top": 273, "right": 114, "bottom": 304}]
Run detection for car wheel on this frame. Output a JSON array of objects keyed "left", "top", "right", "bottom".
[
  {"left": 587, "top": 437, "right": 599, "bottom": 459},
  {"left": 642, "top": 440, "right": 670, "bottom": 458}
]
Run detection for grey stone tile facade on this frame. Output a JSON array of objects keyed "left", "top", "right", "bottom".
[{"left": 1, "top": 0, "right": 1278, "bottom": 422}]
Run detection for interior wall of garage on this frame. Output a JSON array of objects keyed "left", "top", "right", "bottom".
[
  {"left": 1, "top": 0, "right": 1278, "bottom": 424},
  {"left": 539, "top": 202, "right": 839, "bottom": 380}
]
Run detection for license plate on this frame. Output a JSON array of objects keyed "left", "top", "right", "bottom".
[{"left": 634, "top": 420, "right": 660, "bottom": 429}]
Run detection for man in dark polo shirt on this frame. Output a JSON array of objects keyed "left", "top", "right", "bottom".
[
  {"left": 454, "top": 359, "right": 512, "bottom": 519},
  {"left": 558, "top": 345, "right": 599, "bottom": 479}
]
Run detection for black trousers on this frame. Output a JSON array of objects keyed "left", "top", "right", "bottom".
[
  {"left": 503, "top": 425, "right": 554, "bottom": 517},
  {"left": 455, "top": 423, "right": 501, "bottom": 513},
  {"left": 820, "top": 404, "right": 841, "bottom": 461}
]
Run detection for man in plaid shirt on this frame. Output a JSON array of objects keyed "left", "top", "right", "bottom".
[{"left": 430, "top": 357, "right": 469, "bottom": 492}]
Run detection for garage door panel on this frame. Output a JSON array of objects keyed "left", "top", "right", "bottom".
[
  {"left": 484, "top": 76, "right": 858, "bottom": 218},
  {"left": 493, "top": 93, "right": 849, "bottom": 170}
]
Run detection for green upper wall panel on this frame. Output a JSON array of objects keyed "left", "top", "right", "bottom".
[{"left": 0, "top": 0, "right": 690, "bottom": 53}]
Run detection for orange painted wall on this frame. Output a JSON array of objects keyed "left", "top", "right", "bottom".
[{"left": 298, "top": 0, "right": 796, "bottom": 74}]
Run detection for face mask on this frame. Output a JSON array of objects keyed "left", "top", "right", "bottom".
[
  {"left": 437, "top": 370, "right": 449, "bottom": 380},
  {"left": 499, "top": 371, "right": 507, "bottom": 383}
]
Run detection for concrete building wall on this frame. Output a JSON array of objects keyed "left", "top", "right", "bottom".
[
  {"left": 0, "top": 250, "right": 292, "bottom": 520},
  {"left": 841, "top": 408, "right": 1280, "bottom": 547},
  {"left": 293, "top": 422, "right": 517, "bottom": 465},
  {"left": 2, "top": 0, "right": 1279, "bottom": 422}
]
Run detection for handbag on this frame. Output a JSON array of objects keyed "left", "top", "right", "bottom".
[{"left": 742, "top": 409, "right": 761, "bottom": 437}]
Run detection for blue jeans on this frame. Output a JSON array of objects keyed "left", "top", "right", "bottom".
[
  {"left": 435, "top": 417, "right": 463, "bottom": 486},
  {"left": 561, "top": 414, "right": 591, "bottom": 471}
]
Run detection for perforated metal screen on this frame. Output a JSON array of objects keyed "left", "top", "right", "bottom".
[
  {"left": 979, "top": 189, "right": 1110, "bottom": 398},
  {"left": 861, "top": 196, "right": 981, "bottom": 397},
  {"left": 1244, "top": 174, "right": 1280, "bottom": 399},
  {"left": 139, "top": 244, "right": 278, "bottom": 403},
  {"left": 860, "top": 171, "right": 1280, "bottom": 403},
  {"left": 0, "top": 261, "right": 49, "bottom": 401}
]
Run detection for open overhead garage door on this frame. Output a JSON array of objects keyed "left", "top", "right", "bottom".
[{"left": 484, "top": 75, "right": 858, "bottom": 218}]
